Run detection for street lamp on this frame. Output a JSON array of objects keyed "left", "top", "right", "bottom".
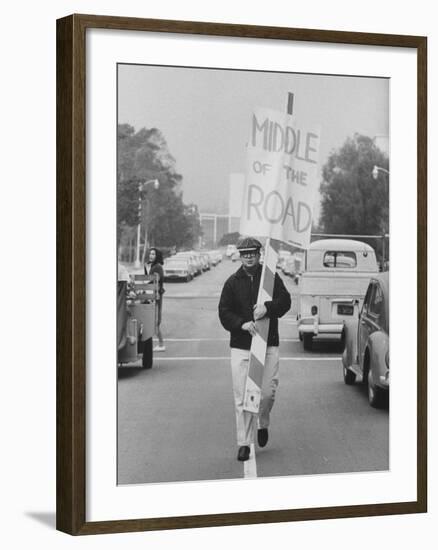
[
  {"left": 134, "top": 179, "right": 159, "bottom": 268},
  {"left": 372, "top": 165, "right": 390, "bottom": 180}
]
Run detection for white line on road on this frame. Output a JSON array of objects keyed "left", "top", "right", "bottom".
[
  {"left": 159, "top": 338, "right": 300, "bottom": 342},
  {"left": 166, "top": 294, "right": 221, "bottom": 299},
  {"left": 160, "top": 338, "right": 228, "bottom": 341},
  {"left": 244, "top": 444, "right": 257, "bottom": 479},
  {"left": 152, "top": 356, "right": 341, "bottom": 361}
]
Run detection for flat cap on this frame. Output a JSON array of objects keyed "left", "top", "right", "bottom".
[{"left": 236, "top": 236, "right": 262, "bottom": 252}]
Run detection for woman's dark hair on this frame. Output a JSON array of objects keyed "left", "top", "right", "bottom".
[{"left": 147, "top": 247, "right": 163, "bottom": 265}]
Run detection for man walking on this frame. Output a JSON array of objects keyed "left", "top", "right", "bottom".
[{"left": 218, "top": 237, "right": 291, "bottom": 462}]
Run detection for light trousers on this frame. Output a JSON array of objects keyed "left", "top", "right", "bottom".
[
  {"left": 230, "top": 346, "right": 279, "bottom": 446},
  {"left": 155, "top": 297, "right": 163, "bottom": 345}
]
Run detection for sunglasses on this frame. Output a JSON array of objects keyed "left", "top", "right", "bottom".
[{"left": 240, "top": 250, "right": 259, "bottom": 258}]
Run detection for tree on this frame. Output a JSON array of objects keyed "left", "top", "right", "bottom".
[
  {"left": 117, "top": 124, "right": 201, "bottom": 255},
  {"left": 219, "top": 232, "right": 240, "bottom": 246},
  {"left": 319, "top": 134, "right": 389, "bottom": 237},
  {"left": 147, "top": 193, "right": 200, "bottom": 249},
  {"left": 183, "top": 204, "right": 203, "bottom": 248}
]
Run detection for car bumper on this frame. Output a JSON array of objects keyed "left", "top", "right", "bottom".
[
  {"left": 299, "top": 317, "right": 344, "bottom": 337},
  {"left": 164, "top": 274, "right": 188, "bottom": 280}
]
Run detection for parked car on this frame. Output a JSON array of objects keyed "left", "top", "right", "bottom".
[
  {"left": 297, "top": 239, "right": 379, "bottom": 351},
  {"left": 277, "top": 250, "right": 291, "bottom": 270},
  {"left": 342, "top": 272, "right": 389, "bottom": 408},
  {"left": 282, "top": 253, "right": 303, "bottom": 283},
  {"left": 200, "top": 253, "right": 211, "bottom": 271},
  {"left": 208, "top": 249, "right": 223, "bottom": 264},
  {"left": 190, "top": 251, "right": 206, "bottom": 273},
  {"left": 205, "top": 250, "right": 218, "bottom": 266},
  {"left": 163, "top": 258, "right": 195, "bottom": 282},
  {"left": 226, "top": 244, "right": 237, "bottom": 258},
  {"left": 231, "top": 250, "right": 240, "bottom": 261},
  {"left": 175, "top": 252, "right": 202, "bottom": 275}
]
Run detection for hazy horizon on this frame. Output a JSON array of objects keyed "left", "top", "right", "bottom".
[{"left": 118, "top": 64, "right": 389, "bottom": 221}]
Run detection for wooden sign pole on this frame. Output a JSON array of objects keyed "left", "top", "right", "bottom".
[{"left": 243, "top": 93, "right": 294, "bottom": 414}]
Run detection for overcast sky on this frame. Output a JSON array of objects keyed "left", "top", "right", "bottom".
[{"left": 118, "top": 64, "right": 389, "bottom": 219}]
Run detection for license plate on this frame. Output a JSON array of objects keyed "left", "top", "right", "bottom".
[{"left": 337, "top": 304, "right": 353, "bottom": 315}]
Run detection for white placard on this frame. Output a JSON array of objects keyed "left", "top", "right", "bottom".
[{"left": 240, "top": 107, "right": 320, "bottom": 247}]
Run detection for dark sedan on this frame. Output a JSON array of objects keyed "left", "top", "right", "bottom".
[{"left": 342, "top": 272, "right": 389, "bottom": 408}]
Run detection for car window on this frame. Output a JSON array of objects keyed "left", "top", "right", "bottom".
[
  {"left": 362, "top": 283, "right": 374, "bottom": 314},
  {"left": 323, "top": 251, "right": 357, "bottom": 268},
  {"left": 165, "top": 260, "right": 188, "bottom": 268},
  {"left": 369, "top": 283, "right": 384, "bottom": 317}
]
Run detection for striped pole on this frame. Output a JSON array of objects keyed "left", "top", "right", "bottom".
[
  {"left": 243, "top": 238, "right": 280, "bottom": 413},
  {"left": 242, "top": 92, "right": 294, "bottom": 415}
]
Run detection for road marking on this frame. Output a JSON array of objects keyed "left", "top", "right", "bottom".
[
  {"left": 158, "top": 338, "right": 300, "bottom": 342},
  {"left": 283, "top": 356, "right": 341, "bottom": 361},
  {"left": 120, "top": 356, "right": 341, "bottom": 368},
  {"left": 152, "top": 356, "right": 341, "bottom": 361},
  {"left": 165, "top": 294, "right": 221, "bottom": 299},
  {"left": 244, "top": 444, "right": 257, "bottom": 479},
  {"left": 159, "top": 338, "right": 229, "bottom": 342}
]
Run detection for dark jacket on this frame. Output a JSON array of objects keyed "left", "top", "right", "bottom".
[
  {"left": 145, "top": 263, "right": 164, "bottom": 296},
  {"left": 218, "top": 264, "right": 291, "bottom": 350}
]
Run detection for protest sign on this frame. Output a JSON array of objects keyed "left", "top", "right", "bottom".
[
  {"left": 240, "top": 107, "right": 320, "bottom": 249},
  {"left": 241, "top": 105, "right": 321, "bottom": 415}
]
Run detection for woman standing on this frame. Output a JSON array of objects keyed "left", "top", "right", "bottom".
[{"left": 144, "top": 248, "right": 166, "bottom": 352}]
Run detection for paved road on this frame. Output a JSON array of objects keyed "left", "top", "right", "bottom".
[{"left": 117, "top": 259, "right": 388, "bottom": 484}]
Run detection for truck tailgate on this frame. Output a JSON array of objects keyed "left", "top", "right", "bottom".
[
  {"left": 299, "top": 272, "right": 373, "bottom": 325},
  {"left": 300, "top": 272, "right": 373, "bottom": 296}
]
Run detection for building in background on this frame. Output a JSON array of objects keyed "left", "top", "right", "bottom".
[
  {"left": 228, "top": 173, "right": 245, "bottom": 233},
  {"left": 199, "top": 174, "right": 245, "bottom": 246},
  {"left": 199, "top": 214, "right": 229, "bottom": 247}
]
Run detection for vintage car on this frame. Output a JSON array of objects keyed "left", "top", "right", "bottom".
[
  {"left": 163, "top": 258, "right": 195, "bottom": 282},
  {"left": 342, "top": 272, "right": 389, "bottom": 408},
  {"left": 118, "top": 274, "right": 158, "bottom": 369},
  {"left": 277, "top": 249, "right": 292, "bottom": 270},
  {"left": 207, "top": 249, "right": 222, "bottom": 265},
  {"left": 174, "top": 252, "right": 202, "bottom": 275},
  {"left": 231, "top": 249, "right": 240, "bottom": 261},
  {"left": 282, "top": 252, "right": 303, "bottom": 283},
  {"left": 200, "top": 252, "right": 211, "bottom": 270},
  {"left": 297, "top": 239, "right": 379, "bottom": 350}
]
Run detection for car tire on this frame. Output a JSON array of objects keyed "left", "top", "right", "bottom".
[
  {"left": 303, "top": 334, "right": 313, "bottom": 351},
  {"left": 343, "top": 365, "right": 356, "bottom": 385},
  {"left": 367, "top": 369, "right": 385, "bottom": 408},
  {"left": 185, "top": 275, "right": 191, "bottom": 282},
  {"left": 141, "top": 337, "right": 153, "bottom": 369}
]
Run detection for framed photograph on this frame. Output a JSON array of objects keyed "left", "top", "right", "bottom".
[{"left": 56, "top": 14, "right": 427, "bottom": 535}]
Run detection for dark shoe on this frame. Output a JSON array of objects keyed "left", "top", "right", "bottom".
[
  {"left": 237, "top": 446, "right": 250, "bottom": 461},
  {"left": 257, "top": 428, "right": 269, "bottom": 448}
]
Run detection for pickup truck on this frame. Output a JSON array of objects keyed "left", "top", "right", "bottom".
[{"left": 297, "top": 239, "right": 379, "bottom": 350}]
